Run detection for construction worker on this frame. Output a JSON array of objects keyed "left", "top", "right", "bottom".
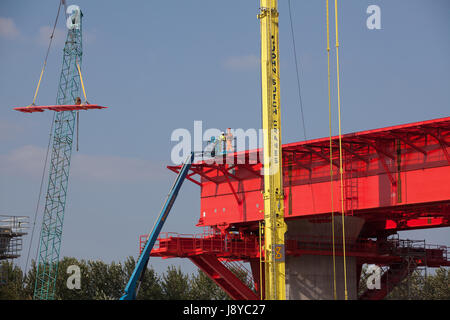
[
  {"left": 209, "top": 136, "right": 217, "bottom": 157},
  {"left": 226, "top": 128, "right": 233, "bottom": 152},
  {"left": 219, "top": 131, "right": 226, "bottom": 154},
  {"left": 75, "top": 97, "right": 82, "bottom": 105}
]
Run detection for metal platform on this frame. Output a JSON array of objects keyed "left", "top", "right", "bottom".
[
  {"left": 146, "top": 232, "right": 449, "bottom": 268},
  {"left": 143, "top": 231, "right": 449, "bottom": 300},
  {"left": 0, "top": 215, "right": 28, "bottom": 260},
  {"left": 13, "top": 104, "right": 107, "bottom": 113}
]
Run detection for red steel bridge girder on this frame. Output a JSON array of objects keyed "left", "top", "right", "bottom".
[
  {"left": 166, "top": 117, "right": 450, "bottom": 234},
  {"left": 145, "top": 232, "right": 449, "bottom": 300},
  {"left": 157, "top": 117, "right": 450, "bottom": 300}
]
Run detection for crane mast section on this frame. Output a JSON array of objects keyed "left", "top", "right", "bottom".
[
  {"left": 33, "top": 10, "right": 83, "bottom": 300},
  {"left": 258, "top": 0, "right": 287, "bottom": 300}
]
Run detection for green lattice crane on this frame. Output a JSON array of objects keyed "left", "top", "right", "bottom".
[
  {"left": 13, "top": 4, "right": 105, "bottom": 300},
  {"left": 33, "top": 6, "right": 84, "bottom": 300}
]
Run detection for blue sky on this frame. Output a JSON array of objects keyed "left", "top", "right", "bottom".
[{"left": 0, "top": 0, "right": 449, "bottom": 276}]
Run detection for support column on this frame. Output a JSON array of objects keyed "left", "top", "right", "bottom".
[{"left": 285, "top": 216, "right": 365, "bottom": 300}]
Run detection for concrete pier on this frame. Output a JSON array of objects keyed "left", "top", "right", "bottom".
[{"left": 285, "top": 216, "right": 365, "bottom": 300}]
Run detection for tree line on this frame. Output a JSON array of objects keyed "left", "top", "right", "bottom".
[
  {"left": 0, "top": 256, "right": 230, "bottom": 300},
  {"left": 1, "top": 257, "right": 448, "bottom": 300}
]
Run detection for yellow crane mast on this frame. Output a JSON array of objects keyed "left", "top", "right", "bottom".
[{"left": 258, "top": 0, "right": 287, "bottom": 300}]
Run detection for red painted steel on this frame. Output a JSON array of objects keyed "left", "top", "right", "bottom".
[
  {"left": 13, "top": 104, "right": 107, "bottom": 113},
  {"left": 146, "top": 232, "right": 449, "bottom": 268},
  {"left": 154, "top": 117, "right": 450, "bottom": 300},
  {"left": 167, "top": 117, "right": 450, "bottom": 235},
  {"left": 190, "top": 254, "right": 259, "bottom": 300},
  {"left": 147, "top": 232, "right": 260, "bottom": 260}
]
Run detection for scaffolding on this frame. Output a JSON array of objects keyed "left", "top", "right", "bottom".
[
  {"left": 384, "top": 237, "right": 429, "bottom": 300},
  {"left": 0, "top": 215, "right": 29, "bottom": 284},
  {"left": 358, "top": 235, "right": 448, "bottom": 300}
]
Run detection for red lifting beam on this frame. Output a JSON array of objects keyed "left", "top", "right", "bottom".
[{"left": 13, "top": 104, "right": 107, "bottom": 113}]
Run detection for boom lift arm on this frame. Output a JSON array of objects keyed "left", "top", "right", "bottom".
[{"left": 120, "top": 152, "right": 195, "bottom": 300}]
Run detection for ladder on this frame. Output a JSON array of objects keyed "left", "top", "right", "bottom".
[{"left": 343, "top": 150, "right": 358, "bottom": 215}]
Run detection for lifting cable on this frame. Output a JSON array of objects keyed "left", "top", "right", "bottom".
[
  {"left": 326, "top": 0, "right": 349, "bottom": 300},
  {"left": 76, "top": 61, "right": 89, "bottom": 152},
  {"left": 24, "top": 0, "right": 65, "bottom": 273},
  {"left": 325, "top": 0, "right": 338, "bottom": 301},
  {"left": 76, "top": 62, "right": 88, "bottom": 103},
  {"left": 287, "top": 0, "right": 307, "bottom": 140},
  {"left": 287, "top": 1, "right": 318, "bottom": 220},
  {"left": 333, "top": 0, "right": 349, "bottom": 300},
  {"left": 25, "top": 114, "right": 55, "bottom": 274},
  {"left": 29, "top": 0, "right": 63, "bottom": 106}
]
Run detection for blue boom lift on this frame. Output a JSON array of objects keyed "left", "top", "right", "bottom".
[{"left": 120, "top": 152, "right": 194, "bottom": 300}]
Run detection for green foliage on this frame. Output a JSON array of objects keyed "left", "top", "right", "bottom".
[
  {"left": 0, "top": 256, "right": 229, "bottom": 300},
  {"left": 189, "top": 269, "right": 229, "bottom": 300},
  {"left": 387, "top": 267, "right": 450, "bottom": 300},
  {"left": 0, "top": 261, "right": 26, "bottom": 299},
  {"left": 386, "top": 269, "right": 427, "bottom": 300},
  {"left": 423, "top": 267, "right": 450, "bottom": 300},
  {"left": 2, "top": 258, "right": 448, "bottom": 300},
  {"left": 123, "top": 256, "right": 163, "bottom": 300},
  {"left": 358, "top": 265, "right": 450, "bottom": 300},
  {"left": 161, "top": 265, "right": 191, "bottom": 300},
  {"left": 54, "top": 257, "right": 89, "bottom": 299}
]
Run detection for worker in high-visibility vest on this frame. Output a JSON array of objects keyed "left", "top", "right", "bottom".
[
  {"left": 219, "top": 132, "right": 226, "bottom": 154},
  {"left": 209, "top": 136, "right": 217, "bottom": 157}
]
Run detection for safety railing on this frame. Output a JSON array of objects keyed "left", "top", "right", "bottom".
[
  {"left": 0, "top": 236, "right": 23, "bottom": 259},
  {"left": 141, "top": 232, "right": 260, "bottom": 258},
  {"left": 140, "top": 232, "right": 449, "bottom": 266},
  {"left": 285, "top": 235, "right": 449, "bottom": 264},
  {"left": 285, "top": 234, "right": 379, "bottom": 255},
  {"left": 0, "top": 215, "right": 28, "bottom": 260},
  {"left": 0, "top": 215, "right": 29, "bottom": 235},
  {"left": 221, "top": 259, "right": 256, "bottom": 292}
]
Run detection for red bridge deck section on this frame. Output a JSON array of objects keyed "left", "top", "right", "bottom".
[
  {"left": 168, "top": 116, "right": 450, "bottom": 236},
  {"left": 13, "top": 104, "right": 107, "bottom": 113}
]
